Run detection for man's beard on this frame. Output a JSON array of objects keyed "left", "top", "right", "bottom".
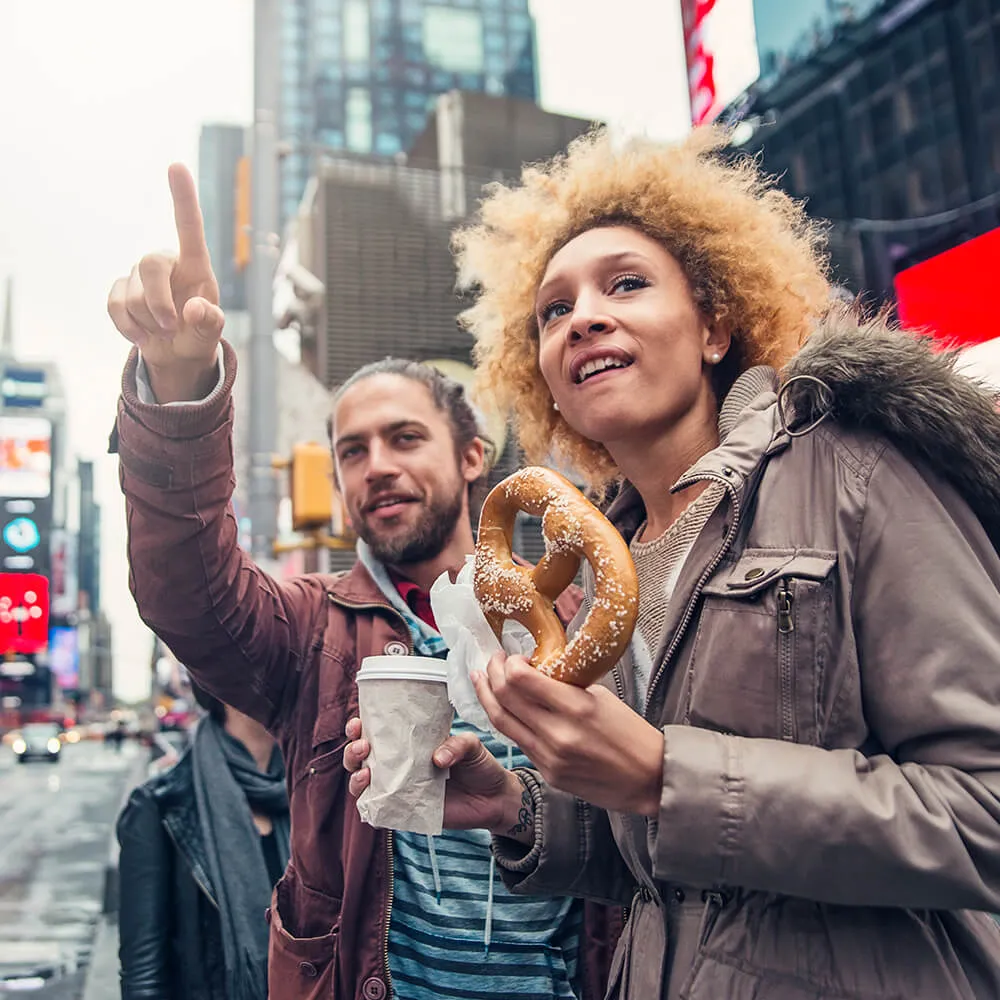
[{"left": 357, "top": 486, "right": 465, "bottom": 567}]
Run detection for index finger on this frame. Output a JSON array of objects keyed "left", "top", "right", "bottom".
[
  {"left": 167, "top": 163, "right": 209, "bottom": 263},
  {"left": 501, "top": 657, "right": 584, "bottom": 712}
]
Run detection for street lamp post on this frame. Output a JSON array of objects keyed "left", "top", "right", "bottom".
[{"left": 248, "top": 0, "right": 282, "bottom": 564}]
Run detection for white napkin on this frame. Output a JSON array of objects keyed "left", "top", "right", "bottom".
[{"left": 429, "top": 556, "right": 537, "bottom": 745}]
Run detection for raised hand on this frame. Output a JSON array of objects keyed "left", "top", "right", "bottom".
[{"left": 107, "top": 164, "right": 226, "bottom": 402}]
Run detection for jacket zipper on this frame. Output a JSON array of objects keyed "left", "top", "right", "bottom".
[
  {"left": 328, "top": 592, "right": 411, "bottom": 996},
  {"left": 163, "top": 823, "right": 219, "bottom": 910},
  {"left": 611, "top": 666, "right": 632, "bottom": 934},
  {"left": 643, "top": 472, "right": 743, "bottom": 718},
  {"left": 777, "top": 580, "right": 796, "bottom": 741},
  {"left": 383, "top": 830, "right": 395, "bottom": 992}
]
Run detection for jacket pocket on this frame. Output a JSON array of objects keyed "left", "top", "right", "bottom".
[
  {"left": 289, "top": 737, "right": 349, "bottom": 900},
  {"left": 267, "top": 867, "right": 341, "bottom": 1000},
  {"left": 679, "top": 952, "right": 865, "bottom": 1000},
  {"left": 685, "top": 549, "right": 837, "bottom": 745}
]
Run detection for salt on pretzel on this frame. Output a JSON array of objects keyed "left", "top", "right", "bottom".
[{"left": 474, "top": 467, "right": 639, "bottom": 687}]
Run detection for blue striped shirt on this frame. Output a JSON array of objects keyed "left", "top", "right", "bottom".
[{"left": 388, "top": 716, "right": 583, "bottom": 1000}]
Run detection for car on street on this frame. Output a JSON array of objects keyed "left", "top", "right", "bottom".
[{"left": 11, "top": 723, "right": 63, "bottom": 763}]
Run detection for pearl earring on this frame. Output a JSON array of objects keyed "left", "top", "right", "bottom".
[
  {"left": 553, "top": 401, "right": 560, "bottom": 412},
  {"left": 711, "top": 352, "right": 721, "bottom": 363}
]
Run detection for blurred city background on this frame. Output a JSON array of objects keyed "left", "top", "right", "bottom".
[{"left": 0, "top": 0, "right": 997, "bottom": 994}]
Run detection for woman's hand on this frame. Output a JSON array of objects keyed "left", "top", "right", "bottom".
[
  {"left": 472, "top": 653, "right": 665, "bottom": 817},
  {"left": 344, "top": 718, "right": 534, "bottom": 843}
]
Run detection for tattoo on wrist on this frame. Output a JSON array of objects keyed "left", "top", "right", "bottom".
[{"left": 507, "top": 787, "right": 534, "bottom": 838}]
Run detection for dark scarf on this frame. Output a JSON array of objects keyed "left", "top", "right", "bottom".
[{"left": 192, "top": 716, "right": 290, "bottom": 1000}]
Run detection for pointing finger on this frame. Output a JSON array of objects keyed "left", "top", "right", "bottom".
[{"left": 167, "top": 163, "right": 210, "bottom": 265}]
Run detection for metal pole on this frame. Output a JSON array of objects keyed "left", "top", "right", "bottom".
[{"left": 249, "top": 0, "right": 281, "bottom": 562}]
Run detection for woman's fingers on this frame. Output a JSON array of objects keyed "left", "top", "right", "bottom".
[{"left": 472, "top": 670, "right": 540, "bottom": 755}]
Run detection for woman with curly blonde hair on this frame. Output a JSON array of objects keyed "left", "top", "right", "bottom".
[{"left": 347, "top": 127, "right": 1000, "bottom": 999}]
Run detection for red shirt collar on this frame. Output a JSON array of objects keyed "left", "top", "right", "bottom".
[{"left": 387, "top": 569, "right": 438, "bottom": 631}]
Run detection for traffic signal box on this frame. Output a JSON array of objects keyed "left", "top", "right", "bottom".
[{"left": 289, "top": 442, "right": 333, "bottom": 532}]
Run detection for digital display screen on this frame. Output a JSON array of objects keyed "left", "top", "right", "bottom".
[{"left": 0, "top": 416, "right": 52, "bottom": 498}]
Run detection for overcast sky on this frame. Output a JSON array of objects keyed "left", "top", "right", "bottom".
[{"left": 0, "top": 1, "right": 690, "bottom": 703}]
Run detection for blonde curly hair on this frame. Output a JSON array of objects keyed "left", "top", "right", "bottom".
[{"left": 453, "top": 126, "right": 832, "bottom": 487}]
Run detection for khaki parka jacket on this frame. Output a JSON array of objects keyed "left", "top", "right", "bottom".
[{"left": 495, "top": 318, "right": 1000, "bottom": 1000}]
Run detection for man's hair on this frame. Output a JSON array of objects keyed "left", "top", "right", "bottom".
[
  {"left": 453, "top": 125, "right": 832, "bottom": 488},
  {"left": 190, "top": 679, "right": 226, "bottom": 724},
  {"left": 328, "top": 358, "right": 497, "bottom": 513}
]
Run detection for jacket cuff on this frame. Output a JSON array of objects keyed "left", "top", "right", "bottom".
[
  {"left": 492, "top": 768, "right": 545, "bottom": 874},
  {"left": 493, "top": 768, "right": 589, "bottom": 895},
  {"left": 651, "top": 725, "right": 745, "bottom": 887},
  {"left": 120, "top": 340, "right": 237, "bottom": 439}
]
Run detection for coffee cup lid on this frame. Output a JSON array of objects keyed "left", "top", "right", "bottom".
[{"left": 356, "top": 655, "right": 448, "bottom": 683}]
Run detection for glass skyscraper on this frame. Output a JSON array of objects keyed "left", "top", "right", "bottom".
[{"left": 279, "top": 0, "right": 538, "bottom": 224}]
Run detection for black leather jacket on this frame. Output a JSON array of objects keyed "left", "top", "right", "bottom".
[{"left": 116, "top": 750, "right": 226, "bottom": 1000}]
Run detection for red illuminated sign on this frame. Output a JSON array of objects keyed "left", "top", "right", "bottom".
[
  {"left": 895, "top": 228, "right": 1000, "bottom": 349},
  {"left": 682, "top": 0, "right": 760, "bottom": 125},
  {"left": 0, "top": 573, "right": 49, "bottom": 654}
]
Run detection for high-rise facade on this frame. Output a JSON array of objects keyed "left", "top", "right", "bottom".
[
  {"left": 723, "top": 0, "right": 1000, "bottom": 299},
  {"left": 198, "top": 124, "right": 248, "bottom": 311},
  {"left": 279, "top": 0, "right": 538, "bottom": 223},
  {"left": 281, "top": 91, "right": 593, "bottom": 570}
]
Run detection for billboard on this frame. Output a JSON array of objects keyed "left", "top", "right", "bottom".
[
  {"left": 894, "top": 227, "right": 1000, "bottom": 350},
  {"left": 0, "top": 497, "right": 50, "bottom": 575},
  {"left": 0, "top": 416, "right": 52, "bottom": 498},
  {"left": 0, "top": 573, "right": 50, "bottom": 655},
  {"left": 48, "top": 626, "right": 79, "bottom": 690},
  {"left": 1, "top": 367, "right": 47, "bottom": 409},
  {"left": 682, "top": 0, "right": 760, "bottom": 125}
]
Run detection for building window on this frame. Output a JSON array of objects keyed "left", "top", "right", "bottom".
[
  {"left": 343, "top": 0, "right": 370, "bottom": 64},
  {"left": 895, "top": 87, "right": 914, "bottom": 135},
  {"left": 346, "top": 88, "right": 373, "bottom": 152},
  {"left": 318, "top": 128, "right": 345, "bottom": 148},
  {"left": 423, "top": 6, "right": 484, "bottom": 73},
  {"left": 375, "top": 133, "right": 402, "bottom": 155},
  {"left": 484, "top": 31, "right": 505, "bottom": 54}
]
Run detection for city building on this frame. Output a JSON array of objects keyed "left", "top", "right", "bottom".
[
  {"left": 279, "top": 0, "right": 538, "bottom": 224},
  {"left": 0, "top": 280, "right": 111, "bottom": 726},
  {"left": 721, "top": 0, "right": 1000, "bottom": 304},
  {"left": 276, "top": 91, "right": 595, "bottom": 568},
  {"left": 198, "top": 124, "right": 248, "bottom": 312}
]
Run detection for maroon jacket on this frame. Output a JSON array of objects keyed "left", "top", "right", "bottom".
[{"left": 114, "top": 343, "right": 621, "bottom": 1000}]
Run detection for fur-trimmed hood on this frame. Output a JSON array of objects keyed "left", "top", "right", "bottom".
[{"left": 781, "top": 311, "right": 1000, "bottom": 550}]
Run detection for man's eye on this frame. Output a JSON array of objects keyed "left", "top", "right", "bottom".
[
  {"left": 397, "top": 433, "right": 422, "bottom": 445},
  {"left": 339, "top": 447, "right": 362, "bottom": 461}
]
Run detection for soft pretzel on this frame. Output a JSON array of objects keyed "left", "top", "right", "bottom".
[{"left": 474, "top": 467, "right": 638, "bottom": 687}]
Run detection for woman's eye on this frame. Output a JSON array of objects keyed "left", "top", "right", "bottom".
[
  {"left": 540, "top": 302, "right": 570, "bottom": 323},
  {"left": 611, "top": 274, "right": 649, "bottom": 294}
]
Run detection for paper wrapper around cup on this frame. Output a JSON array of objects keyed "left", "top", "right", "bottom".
[
  {"left": 356, "top": 655, "right": 454, "bottom": 835},
  {"left": 428, "top": 556, "right": 536, "bottom": 746}
]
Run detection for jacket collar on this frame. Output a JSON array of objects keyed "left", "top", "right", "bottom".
[
  {"left": 325, "top": 559, "right": 396, "bottom": 610},
  {"left": 604, "top": 364, "right": 784, "bottom": 535}
]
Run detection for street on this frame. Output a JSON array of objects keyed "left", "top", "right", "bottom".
[{"left": 0, "top": 739, "right": 141, "bottom": 997}]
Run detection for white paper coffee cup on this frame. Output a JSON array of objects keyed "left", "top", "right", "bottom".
[{"left": 355, "top": 655, "right": 453, "bottom": 835}]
